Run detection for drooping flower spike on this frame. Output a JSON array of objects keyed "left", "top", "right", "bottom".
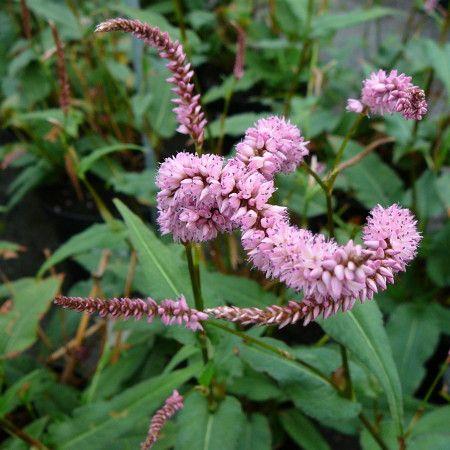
[
  {"left": 96, "top": 18, "right": 207, "bottom": 146},
  {"left": 154, "top": 115, "right": 421, "bottom": 325},
  {"left": 55, "top": 295, "right": 207, "bottom": 331},
  {"left": 347, "top": 69, "right": 427, "bottom": 120},
  {"left": 141, "top": 390, "right": 184, "bottom": 450}
]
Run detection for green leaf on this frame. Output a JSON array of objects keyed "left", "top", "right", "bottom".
[
  {"left": 175, "top": 393, "right": 245, "bottom": 450},
  {"left": 0, "top": 417, "right": 49, "bottom": 450},
  {"left": 229, "top": 367, "right": 283, "bottom": 401},
  {"left": 403, "top": 170, "right": 445, "bottom": 220},
  {"left": 425, "top": 40, "right": 450, "bottom": 96},
  {"left": 84, "top": 341, "right": 156, "bottom": 402},
  {"left": 0, "top": 369, "right": 51, "bottom": 416},
  {"left": 209, "top": 113, "right": 267, "bottom": 138},
  {"left": 203, "top": 271, "right": 278, "bottom": 308},
  {"left": 0, "top": 277, "right": 61, "bottom": 358},
  {"left": 280, "top": 409, "right": 331, "bottom": 450},
  {"left": 234, "top": 335, "right": 360, "bottom": 422},
  {"left": 37, "top": 222, "right": 127, "bottom": 277},
  {"left": 0, "top": 240, "right": 23, "bottom": 255},
  {"left": 238, "top": 414, "right": 272, "bottom": 450},
  {"left": 312, "top": 7, "right": 398, "bottom": 37},
  {"left": 360, "top": 419, "right": 397, "bottom": 450},
  {"left": 318, "top": 301, "right": 404, "bottom": 434},
  {"left": 25, "top": 0, "right": 82, "bottom": 39},
  {"left": 203, "top": 73, "right": 261, "bottom": 104},
  {"left": 436, "top": 172, "right": 450, "bottom": 210},
  {"left": 77, "top": 144, "right": 144, "bottom": 177},
  {"left": 114, "top": 199, "right": 191, "bottom": 300},
  {"left": 4, "top": 161, "right": 50, "bottom": 211},
  {"left": 387, "top": 303, "right": 441, "bottom": 396},
  {"left": 49, "top": 365, "right": 200, "bottom": 450},
  {"left": 112, "top": 5, "right": 180, "bottom": 40},
  {"left": 109, "top": 170, "right": 157, "bottom": 205},
  {"left": 274, "top": 0, "right": 308, "bottom": 36},
  {"left": 426, "top": 223, "right": 450, "bottom": 287},
  {"left": 408, "top": 406, "right": 450, "bottom": 450},
  {"left": 276, "top": 171, "right": 327, "bottom": 218},
  {"left": 147, "top": 60, "right": 177, "bottom": 138},
  {"left": 332, "top": 138, "right": 403, "bottom": 207}
]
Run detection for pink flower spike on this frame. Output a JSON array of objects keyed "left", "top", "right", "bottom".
[
  {"left": 54, "top": 295, "right": 207, "bottom": 331},
  {"left": 141, "top": 390, "right": 184, "bottom": 450},
  {"left": 348, "top": 69, "right": 427, "bottom": 120},
  {"left": 96, "top": 18, "right": 206, "bottom": 146}
]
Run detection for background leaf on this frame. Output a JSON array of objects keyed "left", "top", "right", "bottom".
[
  {"left": 318, "top": 302, "right": 404, "bottom": 434},
  {"left": 0, "top": 276, "right": 61, "bottom": 358},
  {"left": 387, "top": 303, "right": 442, "bottom": 396},
  {"left": 280, "top": 409, "right": 331, "bottom": 450},
  {"left": 175, "top": 393, "right": 245, "bottom": 450}
]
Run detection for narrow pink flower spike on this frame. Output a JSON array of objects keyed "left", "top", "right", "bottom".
[
  {"left": 96, "top": 18, "right": 207, "bottom": 146},
  {"left": 141, "top": 390, "right": 184, "bottom": 450},
  {"left": 54, "top": 295, "right": 207, "bottom": 331},
  {"left": 349, "top": 69, "right": 427, "bottom": 120}
]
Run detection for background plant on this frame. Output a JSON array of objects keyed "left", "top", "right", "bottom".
[{"left": 0, "top": 1, "right": 449, "bottom": 449}]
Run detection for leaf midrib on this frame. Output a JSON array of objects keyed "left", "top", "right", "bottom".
[{"left": 347, "top": 311, "right": 403, "bottom": 432}]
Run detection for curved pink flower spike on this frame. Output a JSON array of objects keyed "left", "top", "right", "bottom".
[{"left": 96, "top": 18, "right": 207, "bottom": 146}]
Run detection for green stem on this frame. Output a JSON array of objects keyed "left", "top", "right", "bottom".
[
  {"left": 405, "top": 353, "right": 449, "bottom": 436},
  {"left": 359, "top": 413, "right": 389, "bottom": 450},
  {"left": 216, "top": 77, "right": 237, "bottom": 154},
  {"left": 330, "top": 113, "right": 364, "bottom": 180},
  {"left": 82, "top": 178, "right": 114, "bottom": 224},
  {"left": 340, "top": 344, "right": 354, "bottom": 400},
  {"left": 185, "top": 243, "right": 203, "bottom": 311},
  {"left": 303, "top": 163, "right": 334, "bottom": 236},
  {"left": 185, "top": 243, "right": 208, "bottom": 364},
  {"left": 172, "top": 0, "right": 188, "bottom": 48},
  {"left": 0, "top": 417, "right": 49, "bottom": 450},
  {"left": 283, "top": 0, "right": 314, "bottom": 116}
]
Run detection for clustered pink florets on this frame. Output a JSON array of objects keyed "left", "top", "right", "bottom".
[
  {"left": 347, "top": 69, "right": 427, "bottom": 120},
  {"left": 96, "top": 18, "right": 206, "bottom": 146},
  {"left": 141, "top": 390, "right": 184, "bottom": 450},
  {"left": 236, "top": 116, "right": 309, "bottom": 178},
  {"left": 156, "top": 116, "right": 307, "bottom": 242},
  {"left": 156, "top": 114, "right": 421, "bottom": 324},
  {"left": 55, "top": 294, "right": 207, "bottom": 331}
]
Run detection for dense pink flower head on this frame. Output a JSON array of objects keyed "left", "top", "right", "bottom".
[
  {"left": 156, "top": 152, "right": 223, "bottom": 191},
  {"left": 349, "top": 69, "right": 427, "bottom": 120},
  {"left": 236, "top": 116, "right": 309, "bottom": 178},
  {"left": 219, "top": 159, "right": 276, "bottom": 229},
  {"left": 157, "top": 152, "right": 232, "bottom": 242},
  {"left": 363, "top": 204, "right": 421, "bottom": 269}
]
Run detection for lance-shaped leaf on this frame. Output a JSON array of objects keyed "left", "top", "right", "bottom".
[{"left": 318, "top": 301, "right": 404, "bottom": 435}]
